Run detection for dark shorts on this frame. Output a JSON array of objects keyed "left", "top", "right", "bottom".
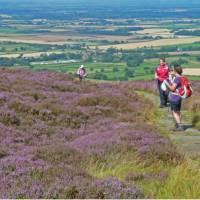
[
  {"left": 78, "top": 75, "right": 83, "bottom": 81},
  {"left": 170, "top": 100, "right": 182, "bottom": 112}
]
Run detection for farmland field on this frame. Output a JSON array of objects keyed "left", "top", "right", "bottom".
[
  {"left": 0, "top": 36, "right": 73, "bottom": 45},
  {"left": 0, "top": 51, "right": 64, "bottom": 58},
  {"left": 96, "top": 37, "right": 200, "bottom": 50},
  {"left": 183, "top": 68, "right": 200, "bottom": 76},
  {"left": 136, "top": 28, "right": 173, "bottom": 38}
]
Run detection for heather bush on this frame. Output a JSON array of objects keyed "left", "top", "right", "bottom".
[
  {"left": 39, "top": 126, "right": 55, "bottom": 137},
  {"left": 120, "top": 131, "right": 183, "bottom": 165},
  {"left": 35, "top": 144, "right": 84, "bottom": 166},
  {"left": 0, "top": 148, "right": 8, "bottom": 159},
  {"left": 0, "top": 92, "right": 8, "bottom": 102},
  {"left": 26, "top": 163, "right": 144, "bottom": 199},
  {"left": 93, "top": 177, "right": 144, "bottom": 199},
  {"left": 0, "top": 68, "right": 199, "bottom": 198},
  {"left": 51, "top": 83, "right": 81, "bottom": 93},
  {"left": 0, "top": 110, "right": 21, "bottom": 126},
  {"left": 23, "top": 91, "right": 45, "bottom": 101},
  {"left": 128, "top": 80, "right": 157, "bottom": 93},
  {"left": 8, "top": 100, "right": 33, "bottom": 114},
  {"left": 70, "top": 131, "right": 120, "bottom": 156}
]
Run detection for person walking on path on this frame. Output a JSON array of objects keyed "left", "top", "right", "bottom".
[
  {"left": 165, "top": 64, "right": 184, "bottom": 131},
  {"left": 155, "top": 58, "right": 170, "bottom": 108},
  {"left": 77, "top": 64, "right": 87, "bottom": 82}
]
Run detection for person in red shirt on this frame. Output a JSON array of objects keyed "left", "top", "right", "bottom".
[{"left": 155, "top": 58, "right": 170, "bottom": 108}]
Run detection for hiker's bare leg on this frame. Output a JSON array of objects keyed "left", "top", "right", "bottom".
[{"left": 172, "top": 111, "right": 181, "bottom": 124}]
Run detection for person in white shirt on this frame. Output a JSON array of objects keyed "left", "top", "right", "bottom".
[{"left": 76, "top": 65, "right": 87, "bottom": 82}]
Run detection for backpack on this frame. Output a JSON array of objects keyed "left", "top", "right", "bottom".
[{"left": 177, "top": 76, "right": 193, "bottom": 99}]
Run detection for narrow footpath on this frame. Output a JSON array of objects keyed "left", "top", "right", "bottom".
[{"left": 137, "top": 90, "right": 200, "bottom": 158}]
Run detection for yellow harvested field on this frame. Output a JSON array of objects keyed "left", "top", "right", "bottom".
[
  {"left": 136, "top": 28, "right": 170, "bottom": 34},
  {"left": 0, "top": 34, "right": 134, "bottom": 44},
  {"left": 135, "top": 28, "right": 173, "bottom": 38},
  {"left": 96, "top": 37, "right": 200, "bottom": 50},
  {"left": 0, "top": 37, "right": 70, "bottom": 45},
  {"left": 183, "top": 68, "right": 200, "bottom": 76}
]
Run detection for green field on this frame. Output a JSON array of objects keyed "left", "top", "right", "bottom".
[
  {"left": 27, "top": 56, "right": 200, "bottom": 81},
  {"left": 28, "top": 62, "right": 127, "bottom": 80},
  {"left": 0, "top": 42, "right": 50, "bottom": 54}
]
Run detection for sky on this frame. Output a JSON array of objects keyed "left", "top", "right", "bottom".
[
  {"left": 0, "top": 0, "right": 200, "bottom": 18},
  {"left": 0, "top": 0, "right": 199, "bottom": 6}
]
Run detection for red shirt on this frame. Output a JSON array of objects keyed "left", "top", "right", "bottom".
[{"left": 155, "top": 63, "right": 170, "bottom": 82}]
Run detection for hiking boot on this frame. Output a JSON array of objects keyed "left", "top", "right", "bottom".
[{"left": 171, "top": 124, "right": 184, "bottom": 132}]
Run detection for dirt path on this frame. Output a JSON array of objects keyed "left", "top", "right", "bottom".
[{"left": 137, "top": 90, "right": 200, "bottom": 158}]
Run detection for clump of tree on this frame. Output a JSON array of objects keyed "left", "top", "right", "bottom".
[
  {"left": 126, "top": 56, "right": 144, "bottom": 68},
  {"left": 170, "top": 58, "right": 188, "bottom": 66},
  {"left": 77, "top": 27, "right": 143, "bottom": 36},
  {"left": 196, "top": 56, "right": 200, "bottom": 62},
  {"left": 112, "top": 67, "right": 119, "bottom": 72},
  {"left": 124, "top": 67, "right": 135, "bottom": 80},
  {"left": 92, "top": 72, "right": 108, "bottom": 80}
]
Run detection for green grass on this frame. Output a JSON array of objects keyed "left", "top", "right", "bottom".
[
  {"left": 86, "top": 150, "right": 170, "bottom": 181},
  {"left": 86, "top": 150, "right": 200, "bottom": 198},
  {"left": 140, "top": 159, "right": 200, "bottom": 198}
]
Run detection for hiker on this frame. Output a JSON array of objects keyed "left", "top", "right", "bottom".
[
  {"left": 155, "top": 58, "right": 170, "bottom": 108},
  {"left": 165, "top": 64, "right": 184, "bottom": 131},
  {"left": 76, "top": 65, "right": 87, "bottom": 82}
]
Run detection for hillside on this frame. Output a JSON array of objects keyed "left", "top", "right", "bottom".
[{"left": 0, "top": 68, "right": 200, "bottom": 198}]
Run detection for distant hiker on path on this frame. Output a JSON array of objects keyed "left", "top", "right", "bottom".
[
  {"left": 77, "top": 65, "right": 87, "bottom": 82},
  {"left": 165, "top": 64, "right": 184, "bottom": 131},
  {"left": 155, "top": 58, "right": 170, "bottom": 108}
]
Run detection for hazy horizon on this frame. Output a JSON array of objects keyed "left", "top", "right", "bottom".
[
  {"left": 0, "top": 0, "right": 200, "bottom": 20},
  {"left": 0, "top": 0, "right": 200, "bottom": 7}
]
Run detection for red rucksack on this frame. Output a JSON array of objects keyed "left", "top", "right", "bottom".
[{"left": 177, "top": 76, "right": 193, "bottom": 99}]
